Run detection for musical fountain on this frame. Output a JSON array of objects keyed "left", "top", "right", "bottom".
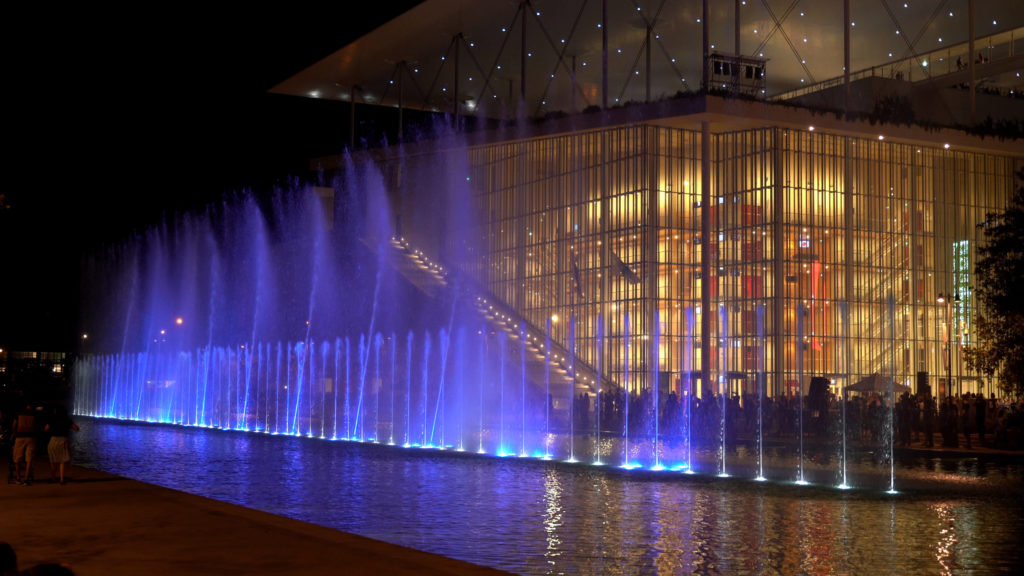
[
  {"left": 69, "top": 132, "right": 1024, "bottom": 574},
  {"left": 74, "top": 150, "right": 906, "bottom": 495}
]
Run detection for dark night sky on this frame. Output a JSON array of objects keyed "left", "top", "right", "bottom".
[{"left": 1, "top": 4, "right": 423, "bottom": 351}]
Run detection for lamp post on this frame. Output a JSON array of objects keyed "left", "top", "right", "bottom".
[
  {"left": 937, "top": 293, "right": 961, "bottom": 399},
  {"left": 950, "top": 293, "right": 958, "bottom": 397},
  {"left": 937, "top": 293, "right": 951, "bottom": 400},
  {"left": 175, "top": 317, "right": 184, "bottom": 351}
]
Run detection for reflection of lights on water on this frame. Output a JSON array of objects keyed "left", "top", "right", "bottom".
[
  {"left": 543, "top": 470, "right": 564, "bottom": 555},
  {"left": 932, "top": 502, "right": 960, "bottom": 572},
  {"left": 93, "top": 412, "right": 963, "bottom": 496}
]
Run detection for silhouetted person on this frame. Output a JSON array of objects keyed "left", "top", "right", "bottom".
[
  {"left": 897, "top": 394, "right": 913, "bottom": 447},
  {"left": 960, "top": 394, "right": 972, "bottom": 449},
  {"left": 923, "top": 395, "right": 936, "bottom": 447},
  {"left": 975, "top": 394, "right": 987, "bottom": 444},
  {"left": 44, "top": 404, "right": 79, "bottom": 485},
  {"left": 0, "top": 541, "right": 16, "bottom": 575},
  {"left": 940, "top": 397, "right": 958, "bottom": 447},
  {"left": 12, "top": 403, "right": 39, "bottom": 485}
]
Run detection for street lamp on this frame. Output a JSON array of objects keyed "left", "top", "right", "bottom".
[{"left": 937, "top": 292, "right": 961, "bottom": 398}]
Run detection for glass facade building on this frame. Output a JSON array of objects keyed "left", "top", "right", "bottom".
[{"left": 372, "top": 98, "right": 1021, "bottom": 402}]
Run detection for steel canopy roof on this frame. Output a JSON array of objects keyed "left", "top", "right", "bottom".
[{"left": 271, "top": 0, "right": 1023, "bottom": 120}]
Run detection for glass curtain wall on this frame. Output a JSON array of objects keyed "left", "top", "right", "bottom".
[
  {"left": 460, "top": 126, "right": 699, "bottom": 399},
  {"left": 385, "top": 123, "right": 1016, "bottom": 400}
]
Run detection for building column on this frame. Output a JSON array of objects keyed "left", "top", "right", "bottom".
[
  {"left": 454, "top": 34, "right": 461, "bottom": 126},
  {"left": 969, "top": 0, "right": 976, "bottom": 125},
  {"left": 600, "top": 129, "right": 611, "bottom": 390},
  {"left": 521, "top": 1, "right": 528, "bottom": 106},
  {"left": 645, "top": 25, "right": 652, "bottom": 103},
  {"left": 909, "top": 145, "right": 920, "bottom": 386},
  {"left": 646, "top": 126, "right": 660, "bottom": 392},
  {"left": 602, "top": 0, "right": 608, "bottom": 109},
  {"left": 701, "top": 121, "right": 712, "bottom": 395},
  {"left": 844, "top": 136, "right": 854, "bottom": 397},
  {"left": 515, "top": 143, "right": 527, "bottom": 315},
  {"left": 772, "top": 128, "right": 786, "bottom": 397},
  {"left": 702, "top": 0, "right": 710, "bottom": 93}
]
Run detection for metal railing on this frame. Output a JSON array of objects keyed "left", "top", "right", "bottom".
[{"left": 772, "top": 26, "right": 1023, "bottom": 102}]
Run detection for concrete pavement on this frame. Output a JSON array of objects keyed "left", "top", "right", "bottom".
[{"left": 1, "top": 453, "right": 510, "bottom": 576}]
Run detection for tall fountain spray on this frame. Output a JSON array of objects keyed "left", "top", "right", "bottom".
[
  {"left": 796, "top": 304, "right": 806, "bottom": 485},
  {"left": 718, "top": 304, "right": 728, "bottom": 477},
  {"left": 756, "top": 304, "right": 766, "bottom": 482},
  {"left": 71, "top": 151, "right": 921, "bottom": 494},
  {"left": 621, "top": 313, "right": 632, "bottom": 469},
  {"left": 887, "top": 296, "right": 897, "bottom": 494}
]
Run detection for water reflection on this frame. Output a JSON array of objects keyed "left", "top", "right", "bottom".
[
  {"left": 543, "top": 469, "right": 563, "bottom": 570},
  {"left": 73, "top": 419, "right": 1023, "bottom": 575},
  {"left": 933, "top": 503, "right": 959, "bottom": 575}
]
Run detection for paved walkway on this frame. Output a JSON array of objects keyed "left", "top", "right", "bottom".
[
  {"left": 897, "top": 433, "right": 1024, "bottom": 457},
  {"left": 1, "top": 452, "right": 509, "bottom": 576}
]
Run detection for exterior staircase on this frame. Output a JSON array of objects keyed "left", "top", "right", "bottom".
[{"left": 375, "top": 235, "right": 610, "bottom": 401}]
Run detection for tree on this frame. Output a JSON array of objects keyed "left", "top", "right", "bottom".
[{"left": 964, "top": 168, "right": 1024, "bottom": 399}]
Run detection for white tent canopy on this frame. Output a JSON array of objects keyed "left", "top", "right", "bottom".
[{"left": 846, "top": 373, "right": 911, "bottom": 395}]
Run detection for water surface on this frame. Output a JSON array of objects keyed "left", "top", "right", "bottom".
[{"left": 73, "top": 419, "right": 1023, "bottom": 575}]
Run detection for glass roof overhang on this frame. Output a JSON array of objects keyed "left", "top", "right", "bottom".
[{"left": 271, "top": 0, "right": 1023, "bottom": 121}]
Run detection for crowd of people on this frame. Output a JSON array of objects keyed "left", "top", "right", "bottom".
[
  {"left": 569, "top": 386, "right": 1023, "bottom": 451},
  {"left": 1, "top": 400, "right": 79, "bottom": 486}
]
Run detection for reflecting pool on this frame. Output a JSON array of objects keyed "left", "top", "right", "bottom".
[{"left": 74, "top": 419, "right": 1023, "bottom": 575}]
